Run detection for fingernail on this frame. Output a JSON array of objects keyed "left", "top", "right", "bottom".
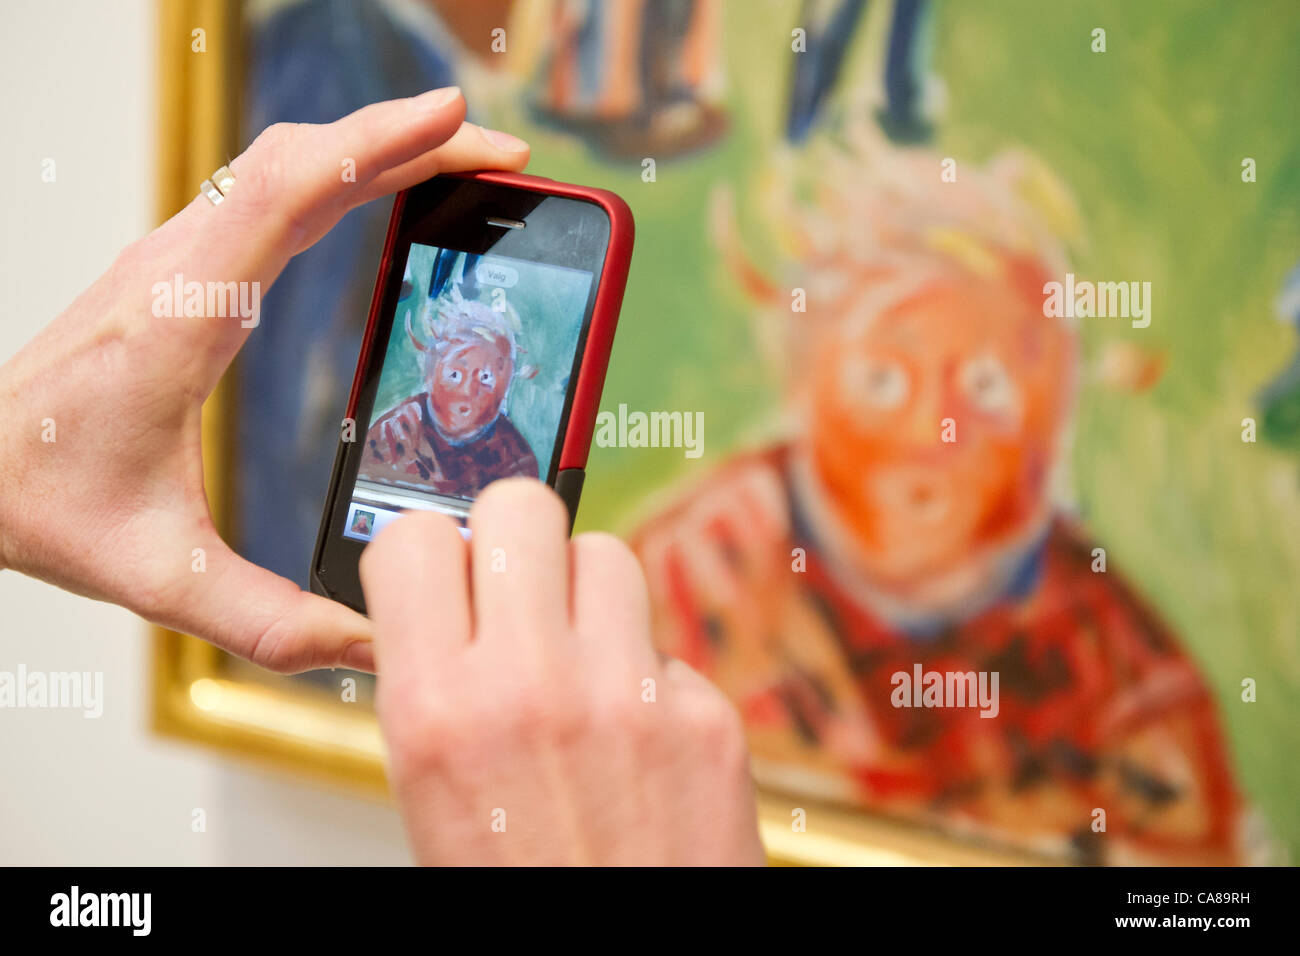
[
  {"left": 479, "top": 125, "right": 529, "bottom": 152},
  {"left": 415, "top": 86, "right": 461, "bottom": 110},
  {"left": 340, "top": 641, "right": 376, "bottom": 672}
]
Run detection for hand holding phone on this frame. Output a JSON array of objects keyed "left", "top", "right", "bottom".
[
  {"left": 0, "top": 89, "right": 536, "bottom": 674},
  {"left": 311, "top": 171, "right": 634, "bottom": 612}
]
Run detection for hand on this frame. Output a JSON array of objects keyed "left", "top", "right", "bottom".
[
  {"left": 0, "top": 88, "right": 529, "bottom": 673},
  {"left": 632, "top": 461, "right": 880, "bottom": 764},
  {"left": 377, "top": 400, "right": 426, "bottom": 463},
  {"left": 361, "top": 478, "right": 767, "bottom": 866}
]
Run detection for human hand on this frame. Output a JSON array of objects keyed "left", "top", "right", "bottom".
[
  {"left": 361, "top": 478, "right": 767, "bottom": 866},
  {"left": 0, "top": 88, "right": 529, "bottom": 672}
]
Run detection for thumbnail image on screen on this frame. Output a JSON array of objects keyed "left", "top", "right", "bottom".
[{"left": 342, "top": 244, "right": 593, "bottom": 542}]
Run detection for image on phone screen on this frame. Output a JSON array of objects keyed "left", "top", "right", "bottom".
[{"left": 341, "top": 243, "right": 593, "bottom": 542}]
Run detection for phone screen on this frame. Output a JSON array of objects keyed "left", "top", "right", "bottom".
[{"left": 341, "top": 243, "right": 594, "bottom": 542}]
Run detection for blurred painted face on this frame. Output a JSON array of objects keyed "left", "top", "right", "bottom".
[
  {"left": 429, "top": 335, "right": 513, "bottom": 441},
  {"left": 805, "top": 262, "right": 1076, "bottom": 585}
]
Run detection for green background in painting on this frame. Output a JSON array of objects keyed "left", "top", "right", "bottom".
[{"left": 475, "top": 0, "right": 1300, "bottom": 858}]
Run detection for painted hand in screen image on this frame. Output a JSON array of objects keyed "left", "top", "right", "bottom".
[
  {"left": 631, "top": 133, "right": 1251, "bottom": 864},
  {"left": 360, "top": 286, "right": 538, "bottom": 499}
]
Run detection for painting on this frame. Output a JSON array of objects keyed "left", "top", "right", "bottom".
[{"left": 154, "top": 0, "right": 1299, "bottom": 865}]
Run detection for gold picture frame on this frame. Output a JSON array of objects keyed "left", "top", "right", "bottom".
[{"left": 149, "top": 0, "right": 1040, "bottom": 867}]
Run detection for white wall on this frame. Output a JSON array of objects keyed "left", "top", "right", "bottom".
[{"left": 0, "top": 0, "right": 408, "bottom": 865}]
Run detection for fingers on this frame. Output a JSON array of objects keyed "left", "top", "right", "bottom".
[
  {"left": 360, "top": 510, "right": 472, "bottom": 691},
  {"left": 396, "top": 406, "right": 424, "bottom": 446},
  {"left": 383, "top": 419, "right": 407, "bottom": 457},
  {"left": 468, "top": 478, "right": 570, "bottom": 649},
  {"left": 569, "top": 531, "right": 658, "bottom": 672},
  {"left": 146, "top": 88, "right": 530, "bottom": 304},
  {"left": 379, "top": 402, "right": 422, "bottom": 458},
  {"left": 157, "top": 533, "right": 375, "bottom": 674},
  {"left": 220, "top": 88, "right": 464, "bottom": 262},
  {"left": 114, "top": 89, "right": 531, "bottom": 405},
  {"left": 356, "top": 121, "right": 530, "bottom": 206},
  {"left": 660, "top": 654, "right": 731, "bottom": 704},
  {"left": 225, "top": 89, "right": 531, "bottom": 263},
  {"left": 381, "top": 420, "right": 400, "bottom": 457}
]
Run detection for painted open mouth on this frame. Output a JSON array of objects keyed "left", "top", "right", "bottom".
[
  {"left": 869, "top": 471, "right": 952, "bottom": 524},
  {"left": 907, "top": 485, "right": 950, "bottom": 523}
]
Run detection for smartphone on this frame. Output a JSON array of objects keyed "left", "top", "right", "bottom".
[{"left": 310, "top": 170, "right": 634, "bottom": 612}]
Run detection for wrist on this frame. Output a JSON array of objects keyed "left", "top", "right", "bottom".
[
  {"left": 0, "top": 359, "right": 31, "bottom": 577},
  {"left": 0, "top": 369, "right": 13, "bottom": 574}
]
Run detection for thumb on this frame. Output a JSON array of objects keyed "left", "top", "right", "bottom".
[
  {"left": 133, "top": 88, "right": 530, "bottom": 396},
  {"left": 160, "top": 531, "right": 374, "bottom": 674}
]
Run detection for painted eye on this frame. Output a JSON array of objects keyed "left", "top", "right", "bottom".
[
  {"left": 843, "top": 358, "right": 909, "bottom": 410},
  {"left": 444, "top": 368, "right": 463, "bottom": 385},
  {"left": 478, "top": 368, "right": 495, "bottom": 387},
  {"left": 960, "top": 354, "right": 1017, "bottom": 414}
]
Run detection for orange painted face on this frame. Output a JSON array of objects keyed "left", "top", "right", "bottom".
[
  {"left": 805, "top": 260, "right": 1076, "bottom": 585},
  {"left": 429, "top": 336, "right": 513, "bottom": 441}
]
